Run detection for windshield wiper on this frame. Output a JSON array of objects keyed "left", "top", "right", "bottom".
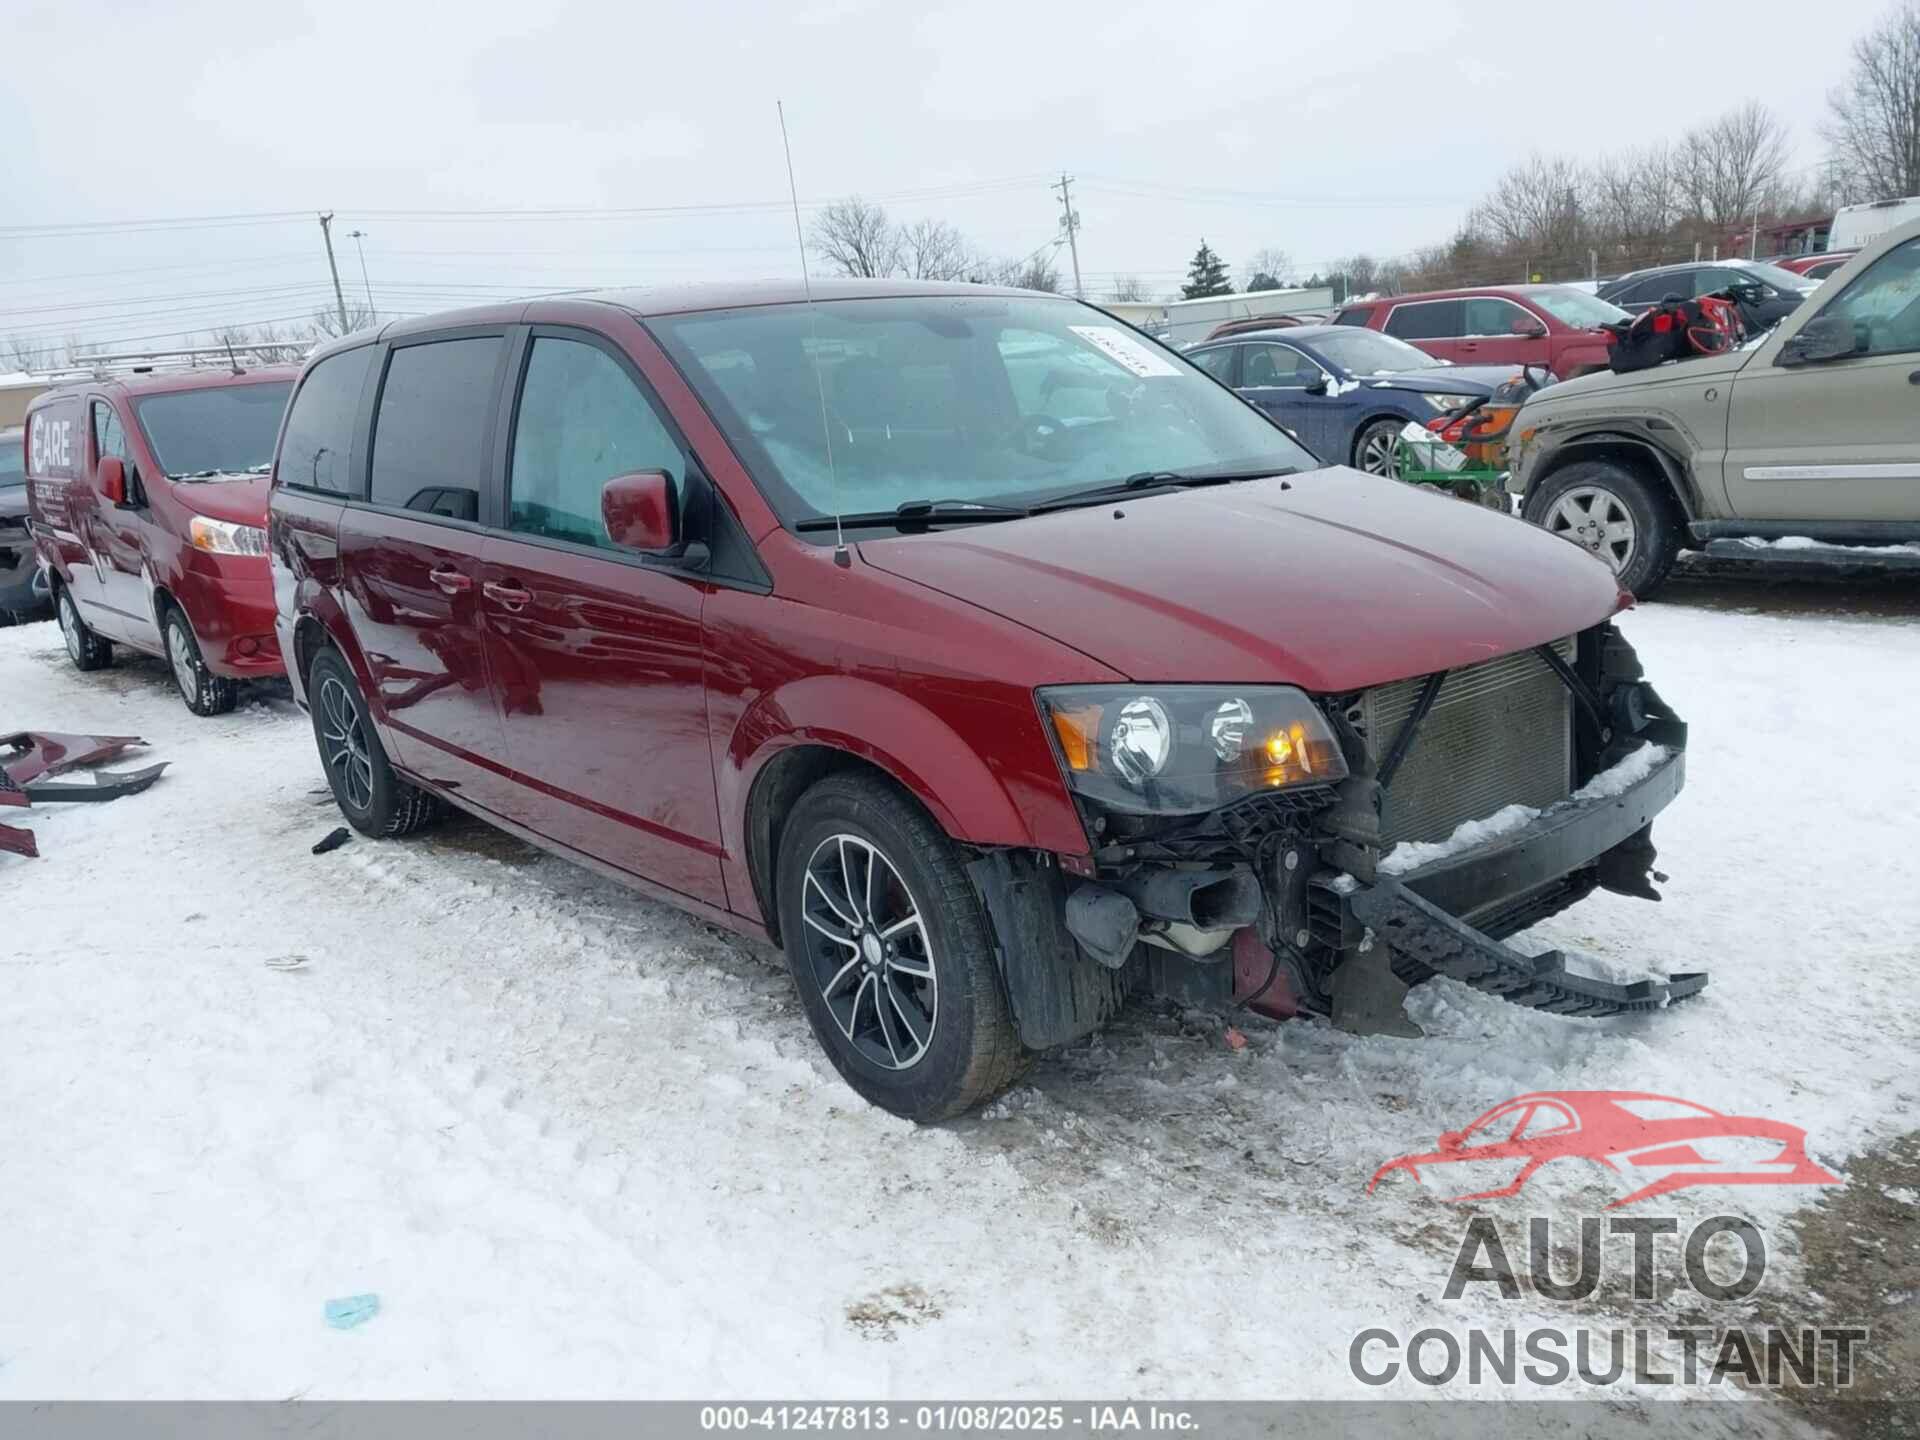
[
  {"left": 793, "top": 499, "right": 1033, "bottom": 533},
  {"left": 1032, "top": 467, "right": 1296, "bottom": 513}
]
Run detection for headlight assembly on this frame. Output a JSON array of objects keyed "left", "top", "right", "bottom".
[
  {"left": 1038, "top": 685, "right": 1347, "bottom": 815},
  {"left": 188, "top": 515, "right": 269, "bottom": 556}
]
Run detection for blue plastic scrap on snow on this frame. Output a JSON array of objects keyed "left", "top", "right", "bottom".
[{"left": 324, "top": 1294, "right": 380, "bottom": 1329}]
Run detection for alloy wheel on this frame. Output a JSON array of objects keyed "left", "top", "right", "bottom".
[
  {"left": 1358, "top": 426, "right": 1402, "bottom": 477},
  {"left": 317, "top": 674, "right": 375, "bottom": 813},
  {"left": 167, "top": 621, "right": 200, "bottom": 702},
  {"left": 797, "top": 833, "right": 938, "bottom": 1071},
  {"left": 1543, "top": 486, "right": 1636, "bottom": 572},
  {"left": 59, "top": 594, "right": 81, "bottom": 663}
]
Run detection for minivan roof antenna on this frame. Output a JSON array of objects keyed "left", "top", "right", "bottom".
[{"left": 776, "top": 100, "right": 849, "bottom": 568}]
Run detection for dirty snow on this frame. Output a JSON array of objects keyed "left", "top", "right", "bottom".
[
  {"left": 1729, "top": 535, "right": 1920, "bottom": 557},
  {"left": 1, "top": 581, "right": 1917, "bottom": 1418}
]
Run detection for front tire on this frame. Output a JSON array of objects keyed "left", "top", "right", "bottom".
[
  {"left": 1352, "top": 417, "right": 1406, "bottom": 477},
  {"left": 777, "top": 772, "right": 1029, "bottom": 1121},
  {"left": 307, "top": 647, "right": 441, "bottom": 838},
  {"left": 56, "top": 586, "right": 112, "bottom": 671},
  {"left": 1523, "top": 459, "right": 1680, "bottom": 597},
  {"left": 164, "top": 606, "right": 239, "bottom": 716}
]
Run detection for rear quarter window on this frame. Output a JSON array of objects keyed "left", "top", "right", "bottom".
[
  {"left": 1333, "top": 306, "right": 1374, "bottom": 326},
  {"left": 280, "top": 347, "right": 375, "bottom": 495}
]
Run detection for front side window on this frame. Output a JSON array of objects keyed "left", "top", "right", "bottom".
[
  {"left": 92, "top": 401, "right": 130, "bottom": 464},
  {"left": 1240, "top": 343, "right": 1317, "bottom": 386},
  {"left": 1384, "top": 300, "right": 1463, "bottom": 341},
  {"left": 508, "top": 336, "right": 683, "bottom": 549},
  {"left": 1811, "top": 236, "right": 1920, "bottom": 358},
  {"left": 133, "top": 382, "right": 292, "bottom": 479},
  {"left": 1462, "top": 297, "right": 1534, "bottom": 336},
  {"left": 649, "top": 296, "right": 1314, "bottom": 532},
  {"left": 1187, "top": 346, "right": 1237, "bottom": 382},
  {"left": 368, "top": 337, "right": 504, "bottom": 516},
  {"left": 279, "top": 346, "right": 374, "bottom": 495}
]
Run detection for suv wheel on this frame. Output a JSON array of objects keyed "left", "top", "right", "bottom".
[
  {"left": 777, "top": 772, "right": 1029, "bottom": 1121},
  {"left": 1353, "top": 418, "right": 1405, "bottom": 477},
  {"left": 164, "top": 607, "right": 239, "bottom": 716},
  {"left": 1524, "top": 460, "right": 1680, "bottom": 597},
  {"left": 56, "top": 587, "right": 112, "bottom": 671},
  {"left": 308, "top": 647, "right": 441, "bottom": 838}
]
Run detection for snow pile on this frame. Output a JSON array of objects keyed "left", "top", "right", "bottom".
[{"left": 1728, "top": 535, "right": 1920, "bottom": 557}]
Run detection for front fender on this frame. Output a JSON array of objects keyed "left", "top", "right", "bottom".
[{"left": 723, "top": 674, "right": 1045, "bottom": 853}]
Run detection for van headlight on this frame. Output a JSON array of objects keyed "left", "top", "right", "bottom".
[
  {"left": 1038, "top": 685, "right": 1347, "bottom": 815},
  {"left": 189, "top": 515, "right": 269, "bottom": 556}
]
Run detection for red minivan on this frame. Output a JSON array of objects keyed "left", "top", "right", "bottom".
[
  {"left": 270, "top": 281, "right": 1694, "bottom": 1120},
  {"left": 27, "top": 367, "right": 296, "bottom": 713},
  {"left": 1332, "top": 285, "right": 1626, "bottom": 379}
]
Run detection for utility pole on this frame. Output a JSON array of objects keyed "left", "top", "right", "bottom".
[
  {"left": 1051, "top": 174, "right": 1084, "bottom": 299},
  {"left": 317, "top": 212, "right": 350, "bottom": 332},
  {"left": 348, "top": 229, "right": 375, "bottom": 313},
  {"left": 1749, "top": 211, "right": 1760, "bottom": 260}
]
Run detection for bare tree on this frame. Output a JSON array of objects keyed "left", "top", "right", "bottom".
[
  {"left": 1245, "top": 247, "right": 1294, "bottom": 291},
  {"left": 1103, "top": 274, "right": 1150, "bottom": 302},
  {"left": 809, "top": 197, "right": 901, "bottom": 278},
  {"left": 975, "top": 252, "right": 1061, "bottom": 292},
  {"left": 3, "top": 335, "right": 55, "bottom": 373},
  {"left": 899, "top": 217, "right": 975, "bottom": 281},
  {"left": 1824, "top": 0, "right": 1920, "bottom": 202},
  {"left": 1678, "top": 102, "right": 1791, "bottom": 227},
  {"left": 1588, "top": 144, "right": 1682, "bottom": 251},
  {"left": 1471, "top": 155, "right": 1591, "bottom": 262},
  {"left": 206, "top": 322, "right": 309, "bottom": 365},
  {"left": 308, "top": 303, "right": 379, "bottom": 341}
]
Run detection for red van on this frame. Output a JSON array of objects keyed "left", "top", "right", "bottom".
[
  {"left": 1331, "top": 285, "right": 1625, "bottom": 379},
  {"left": 270, "top": 282, "right": 1693, "bottom": 1120},
  {"left": 27, "top": 367, "right": 296, "bottom": 713}
]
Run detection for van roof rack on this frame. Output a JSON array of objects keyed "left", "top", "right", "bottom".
[{"left": 60, "top": 343, "right": 306, "bottom": 381}]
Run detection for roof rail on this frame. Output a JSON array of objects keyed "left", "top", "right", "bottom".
[{"left": 62, "top": 343, "right": 306, "bottom": 381}]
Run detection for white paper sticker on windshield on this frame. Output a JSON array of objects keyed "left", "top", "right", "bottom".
[{"left": 1068, "top": 325, "right": 1182, "bottom": 378}]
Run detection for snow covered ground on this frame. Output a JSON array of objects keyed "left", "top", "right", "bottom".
[{"left": 2, "top": 575, "right": 1916, "bottom": 1421}]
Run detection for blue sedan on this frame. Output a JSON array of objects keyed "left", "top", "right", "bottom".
[{"left": 1184, "top": 325, "right": 1526, "bottom": 475}]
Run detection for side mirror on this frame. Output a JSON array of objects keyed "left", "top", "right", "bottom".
[
  {"left": 97, "top": 456, "right": 127, "bottom": 506},
  {"left": 1511, "top": 317, "right": 1548, "bottom": 337},
  {"left": 601, "top": 469, "right": 678, "bottom": 553},
  {"left": 1779, "top": 313, "right": 1859, "bottom": 367},
  {"left": 1303, "top": 374, "right": 1329, "bottom": 396}
]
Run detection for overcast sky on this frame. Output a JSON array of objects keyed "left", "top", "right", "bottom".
[{"left": 0, "top": 0, "right": 1897, "bottom": 355}]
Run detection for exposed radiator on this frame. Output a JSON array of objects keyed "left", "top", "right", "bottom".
[{"left": 1350, "top": 638, "right": 1575, "bottom": 846}]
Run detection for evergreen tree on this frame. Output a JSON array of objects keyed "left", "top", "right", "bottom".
[{"left": 1181, "top": 240, "right": 1233, "bottom": 298}]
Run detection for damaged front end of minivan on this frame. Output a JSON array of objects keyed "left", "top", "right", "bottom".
[{"left": 971, "top": 622, "right": 1698, "bottom": 1047}]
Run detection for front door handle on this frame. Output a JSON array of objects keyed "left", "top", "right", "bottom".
[
  {"left": 428, "top": 567, "right": 471, "bottom": 595},
  {"left": 1908, "top": 369, "right": 1919, "bottom": 385},
  {"left": 483, "top": 579, "right": 532, "bottom": 611}
]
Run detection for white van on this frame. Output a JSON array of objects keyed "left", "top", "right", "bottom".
[{"left": 1829, "top": 196, "right": 1920, "bottom": 251}]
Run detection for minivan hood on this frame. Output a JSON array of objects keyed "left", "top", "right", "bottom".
[
  {"left": 175, "top": 475, "right": 270, "bottom": 526},
  {"left": 859, "top": 468, "right": 1622, "bottom": 692}
]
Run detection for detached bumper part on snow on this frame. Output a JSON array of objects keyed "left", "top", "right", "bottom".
[{"left": 0, "top": 731, "right": 169, "bottom": 859}]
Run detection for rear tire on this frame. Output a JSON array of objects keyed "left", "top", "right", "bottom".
[
  {"left": 777, "top": 771, "right": 1029, "bottom": 1121},
  {"left": 56, "top": 586, "right": 112, "bottom": 671},
  {"left": 164, "top": 606, "right": 239, "bottom": 716},
  {"left": 307, "top": 647, "right": 441, "bottom": 838},
  {"left": 1523, "top": 459, "right": 1680, "bottom": 598}
]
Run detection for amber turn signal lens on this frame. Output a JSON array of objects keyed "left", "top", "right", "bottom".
[{"left": 1050, "top": 704, "right": 1102, "bottom": 772}]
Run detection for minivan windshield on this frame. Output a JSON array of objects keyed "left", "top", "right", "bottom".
[
  {"left": 649, "top": 295, "right": 1316, "bottom": 530},
  {"left": 134, "top": 381, "right": 293, "bottom": 479}
]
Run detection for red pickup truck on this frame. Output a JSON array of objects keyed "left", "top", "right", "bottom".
[{"left": 1331, "top": 284, "right": 1627, "bottom": 380}]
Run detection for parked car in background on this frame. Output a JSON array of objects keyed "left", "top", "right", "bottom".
[
  {"left": 1185, "top": 324, "right": 1516, "bottom": 473},
  {"left": 1201, "top": 312, "right": 1333, "bottom": 342},
  {"left": 0, "top": 426, "right": 50, "bottom": 624},
  {"left": 1509, "top": 218, "right": 1920, "bottom": 595},
  {"left": 24, "top": 367, "right": 296, "bottom": 712},
  {"left": 271, "top": 279, "right": 1688, "bottom": 1120},
  {"left": 1597, "top": 259, "right": 1818, "bottom": 328},
  {"left": 1332, "top": 285, "right": 1625, "bottom": 379},
  {"left": 1779, "top": 250, "right": 1857, "bottom": 281}
]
